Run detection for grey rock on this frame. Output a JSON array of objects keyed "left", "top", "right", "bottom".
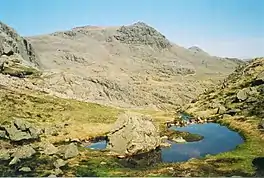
[
  {"left": 54, "top": 159, "right": 67, "bottom": 168},
  {"left": 1, "top": 120, "right": 42, "bottom": 141},
  {"left": 28, "top": 126, "right": 42, "bottom": 139},
  {"left": 58, "top": 143, "right": 79, "bottom": 159},
  {"left": 0, "top": 149, "right": 10, "bottom": 161},
  {"left": 237, "top": 88, "right": 249, "bottom": 101},
  {"left": 5, "top": 124, "right": 32, "bottom": 141},
  {"left": 44, "top": 143, "right": 58, "bottom": 155},
  {"left": 9, "top": 157, "right": 20, "bottom": 165},
  {"left": 44, "top": 127, "right": 59, "bottom": 136},
  {"left": 48, "top": 175, "right": 57, "bottom": 178},
  {"left": 0, "top": 21, "right": 40, "bottom": 66},
  {"left": 54, "top": 168, "right": 63, "bottom": 176},
  {"left": 13, "top": 118, "right": 30, "bottom": 131},
  {"left": 12, "top": 145, "right": 36, "bottom": 159},
  {"left": 107, "top": 112, "right": 161, "bottom": 156},
  {"left": 172, "top": 137, "right": 186, "bottom": 143},
  {"left": 19, "top": 167, "right": 31, "bottom": 172},
  {"left": 217, "top": 105, "right": 227, "bottom": 114}
]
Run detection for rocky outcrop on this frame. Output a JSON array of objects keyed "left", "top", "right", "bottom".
[
  {"left": 107, "top": 112, "right": 161, "bottom": 156},
  {"left": 113, "top": 22, "right": 171, "bottom": 49},
  {"left": 0, "top": 21, "right": 40, "bottom": 77},
  {"left": 0, "top": 118, "right": 42, "bottom": 142}
]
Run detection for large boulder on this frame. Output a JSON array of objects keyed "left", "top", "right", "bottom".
[{"left": 106, "top": 112, "right": 161, "bottom": 156}]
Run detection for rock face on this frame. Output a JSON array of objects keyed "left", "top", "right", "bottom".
[
  {"left": 25, "top": 21, "right": 243, "bottom": 110},
  {"left": 0, "top": 21, "right": 40, "bottom": 66},
  {"left": 0, "top": 21, "right": 40, "bottom": 77},
  {"left": 107, "top": 112, "right": 161, "bottom": 156}
]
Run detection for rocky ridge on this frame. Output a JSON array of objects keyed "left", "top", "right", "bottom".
[{"left": 25, "top": 21, "right": 244, "bottom": 109}]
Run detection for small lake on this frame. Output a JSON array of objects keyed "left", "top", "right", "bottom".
[{"left": 86, "top": 123, "right": 244, "bottom": 163}]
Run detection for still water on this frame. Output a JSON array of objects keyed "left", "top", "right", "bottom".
[{"left": 87, "top": 123, "right": 244, "bottom": 163}]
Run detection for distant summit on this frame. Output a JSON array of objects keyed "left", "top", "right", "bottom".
[
  {"left": 113, "top": 21, "right": 172, "bottom": 49},
  {"left": 188, "top": 46, "right": 209, "bottom": 56}
]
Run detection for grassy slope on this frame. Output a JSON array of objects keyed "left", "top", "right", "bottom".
[{"left": 0, "top": 86, "right": 121, "bottom": 142}]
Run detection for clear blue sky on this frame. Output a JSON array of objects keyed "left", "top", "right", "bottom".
[{"left": 1, "top": 0, "right": 264, "bottom": 58}]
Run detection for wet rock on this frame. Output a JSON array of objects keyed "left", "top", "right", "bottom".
[
  {"left": 19, "top": 167, "right": 31, "bottom": 172},
  {"left": 53, "top": 159, "right": 67, "bottom": 168},
  {"left": 44, "top": 143, "right": 58, "bottom": 155},
  {"left": 58, "top": 143, "right": 79, "bottom": 159},
  {"left": 12, "top": 145, "right": 36, "bottom": 159},
  {"left": 0, "top": 149, "right": 10, "bottom": 161},
  {"left": 107, "top": 112, "right": 161, "bottom": 156},
  {"left": 172, "top": 137, "right": 186, "bottom": 143}
]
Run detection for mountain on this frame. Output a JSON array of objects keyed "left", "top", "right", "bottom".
[
  {"left": 0, "top": 21, "right": 244, "bottom": 109},
  {"left": 24, "top": 21, "right": 244, "bottom": 109}
]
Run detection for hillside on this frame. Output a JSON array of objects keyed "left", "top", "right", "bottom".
[
  {"left": 181, "top": 57, "right": 264, "bottom": 176},
  {"left": 24, "top": 21, "right": 244, "bottom": 109}
]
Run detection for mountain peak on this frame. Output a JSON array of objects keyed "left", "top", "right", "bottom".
[
  {"left": 188, "top": 46, "right": 210, "bottom": 56},
  {"left": 113, "top": 21, "right": 172, "bottom": 49}
]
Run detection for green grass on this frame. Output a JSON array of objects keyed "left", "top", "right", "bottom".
[{"left": 0, "top": 86, "right": 122, "bottom": 141}]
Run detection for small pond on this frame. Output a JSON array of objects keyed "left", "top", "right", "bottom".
[
  {"left": 162, "top": 123, "right": 244, "bottom": 162},
  {"left": 86, "top": 123, "right": 244, "bottom": 163}
]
